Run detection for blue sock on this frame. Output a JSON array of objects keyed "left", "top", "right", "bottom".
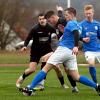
[
  {"left": 79, "top": 76, "right": 97, "bottom": 88},
  {"left": 89, "top": 66, "right": 97, "bottom": 83},
  {"left": 29, "top": 70, "right": 47, "bottom": 89}
]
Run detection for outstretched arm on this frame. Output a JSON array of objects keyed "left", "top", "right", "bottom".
[{"left": 56, "top": 5, "right": 64, "bottom": 18}]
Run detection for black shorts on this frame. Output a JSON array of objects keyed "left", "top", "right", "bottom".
[{"left": 30, "top": 45, "right": 53, "bottom": 63}]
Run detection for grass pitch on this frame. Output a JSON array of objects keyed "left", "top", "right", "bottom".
[{"left": 0, "top": 51, "right": 100, "bottom": 100}]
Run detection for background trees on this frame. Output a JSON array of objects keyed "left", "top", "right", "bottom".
[{"left": 0, "top": 0, "right": 100, "bottom": 50}]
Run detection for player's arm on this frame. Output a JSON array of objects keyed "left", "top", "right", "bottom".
[
  {"left": 21, "top": 28, "right": 34, "bottom": 51},
  {"left": 73, "top": 30, "right": 79, "bottom": 47},
  {"left": 24, "top": 28, "right": 34, "bottom": 47},
  {"left": 72, "top": 30, "right": 79, "bottom": 55},
  {"left": 79, "top": 24, "right": 89, "bottom": 43},
  {"left": 56, "top": 5, "right": 64, "bottom": 18}
]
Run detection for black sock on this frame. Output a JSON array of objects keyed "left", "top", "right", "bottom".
[
  {"left": 58, "top": 76, "right": 64, "bottom": 85},
  {"left": 22, "top": 72, "right": 30, "bottom": 80},
  {"left": 41, "top": 62, "right": 46, "bottom": 69},
  {"left": 41, "top": 62, "right": 46, "bottom": 79},
  {"left": 67, "top": 75, "right": 76, "bottom": 87}
]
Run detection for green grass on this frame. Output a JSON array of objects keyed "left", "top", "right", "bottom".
[
  {"left": 0, "top": 51, "right": 87, "bottom": 64},
  {"left": 0, "top": 51, "right": 29, "bottom": 64},
  {"left": 0, "top": 51, "right": 100, "bottom": 100},
  {"left": 0, "top": 66, "right": 100, "bottom": 100}
]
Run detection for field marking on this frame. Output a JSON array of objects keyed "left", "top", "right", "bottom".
[
  {"left": 0, "top": 64, "right": 28, "bottom": 67},
  {"left": 0, "top": 63, "right": 99, "bottom": 67},
  {"left": 78, "top": 64, "right": 89, "bottom": 66}
]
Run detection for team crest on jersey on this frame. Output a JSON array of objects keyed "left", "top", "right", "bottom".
[
  {"left": 94, "top": 26, "right": 98, "bottom": 30},
  {"left": 84, "top": 27, "right": 87, "bottom": 30}
]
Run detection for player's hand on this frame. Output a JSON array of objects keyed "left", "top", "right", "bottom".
[
  {"left": 21, "top": 46, "right": 27, "bottom": 52},
  {"left": 56, "top": 5, "right": 63, "bottom": 11},
  {"left": 82, "top": 37, "right": 90, "bottom": 43},
  {"left": 72, "top": 47, "right": 79, "bottom": 55}
]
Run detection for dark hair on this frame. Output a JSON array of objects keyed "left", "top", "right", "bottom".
[
  {"left": 45, "top": 10, "right": 55, "bottom": 19},
  {"left": 65, "top": 7, "right": 76, "bottom": 16},
  {"left": 38, "top": 13, "right": 45, "bottom": 18}
]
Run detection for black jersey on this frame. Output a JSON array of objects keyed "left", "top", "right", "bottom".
[{"left": 24, "top": 23, "right": 56, "bottom": 50}]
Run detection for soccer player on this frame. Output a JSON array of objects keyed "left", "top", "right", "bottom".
[
  {"left": 20, "top": 7, "right": 100, "bottom": 96},
  {"left": 45, "top": 6, "right": 78, "bottom": 92},
  {"left": 16, "top": 13, "right": 67, "bottom": 90},
  {"left": 80, "top": 5, "right": 100, "bottom": 84}
]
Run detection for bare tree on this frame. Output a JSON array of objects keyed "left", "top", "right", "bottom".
[
  {"left": 0, "top": 0, "right": 20, "bottom": 50},
  {"left": 0, "top": 0, "right": 29, "bottom": 50},
  {"left": 0, "top": 0, "right": 100, "bottom": 50}
]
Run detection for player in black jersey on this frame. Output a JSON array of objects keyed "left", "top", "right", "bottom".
[
  {"left": 45, "top": 6, "right": 79, "bottom": 93},
  {"left": 16, "top": 13, "right": 67, "bottom": 90}
]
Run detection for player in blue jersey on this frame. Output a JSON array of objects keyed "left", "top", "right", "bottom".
[
  {"left": 80, "top": 5, "right": 100, "bottom": 84},
  {"left": 20, "top": 7, "right": 100, "bottom": 96},
  {"left": 45, "top": 6, "right": 79, "bottom": 93}
]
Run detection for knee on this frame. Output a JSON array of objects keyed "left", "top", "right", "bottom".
[
  {"left": 28, "top": 66, "right": 36, "bottom": 73},
  {"left": 73, "top": 75, "right": 80, "bottom": 81},
  {"left": 70, "top": 71, "right": 80, "bottom": 81}
]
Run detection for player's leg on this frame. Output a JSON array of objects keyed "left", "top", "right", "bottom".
[
  {"left": 19, "top": 63, "right": 53, "bottom": 96},
  {"left": 65, "top": 55, "right": 100, "bottom": 96},
  {"left": 69, "top": 70, "right": 100, "bottom": 95},
  {"left": 51, "top": 39, "right": 69, "bottom": 88},
  {"left": 20, "top": 46, "right": 67, "bottom": 95},
  {"left": 64, "top": 66, "right": 78, "bottom": 92},
  {"left": 53, "top": 65, "right": 69, "bottom": 89},
  {"left": 85, "top": 52, "right": 97, "bottom": 83},
  {"left": 16, "top": 51, "right": 40, "bottom": 88},
  {"left": 37, "top": 52, "right": 68, "bottom": 90},
  {"left": 16, "top": 62, "right": 37, "bottom": 88},
  {"left": 33, "top": 52, "right": 53, "bottom": 90},
  {"left": 43, "top": 52, "right": 69, "bottom": 89},
  {"left": 34, "top": 61, "right": 46, "bottom": 90}
]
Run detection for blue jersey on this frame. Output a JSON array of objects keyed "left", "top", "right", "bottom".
[
  {"left": 59, "top": 20, "right": 80, "bottom": 49},
  {"left": 80, "top": 19, "right": 100, "bottom": 52}
]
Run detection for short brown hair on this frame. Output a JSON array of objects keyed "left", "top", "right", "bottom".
[
  {"left": 65, "top": 7, "right": 76, "bottom": 16},
  {"left": 45, "top": 11, "right": 55, "bottom": 19},
  {"left": 84, "top": 5, "right": 94, "bottom": 11}
]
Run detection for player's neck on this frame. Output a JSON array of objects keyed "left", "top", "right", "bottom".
[{"left": 86, "top": 18, "right": 93, "bottom": 22}]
